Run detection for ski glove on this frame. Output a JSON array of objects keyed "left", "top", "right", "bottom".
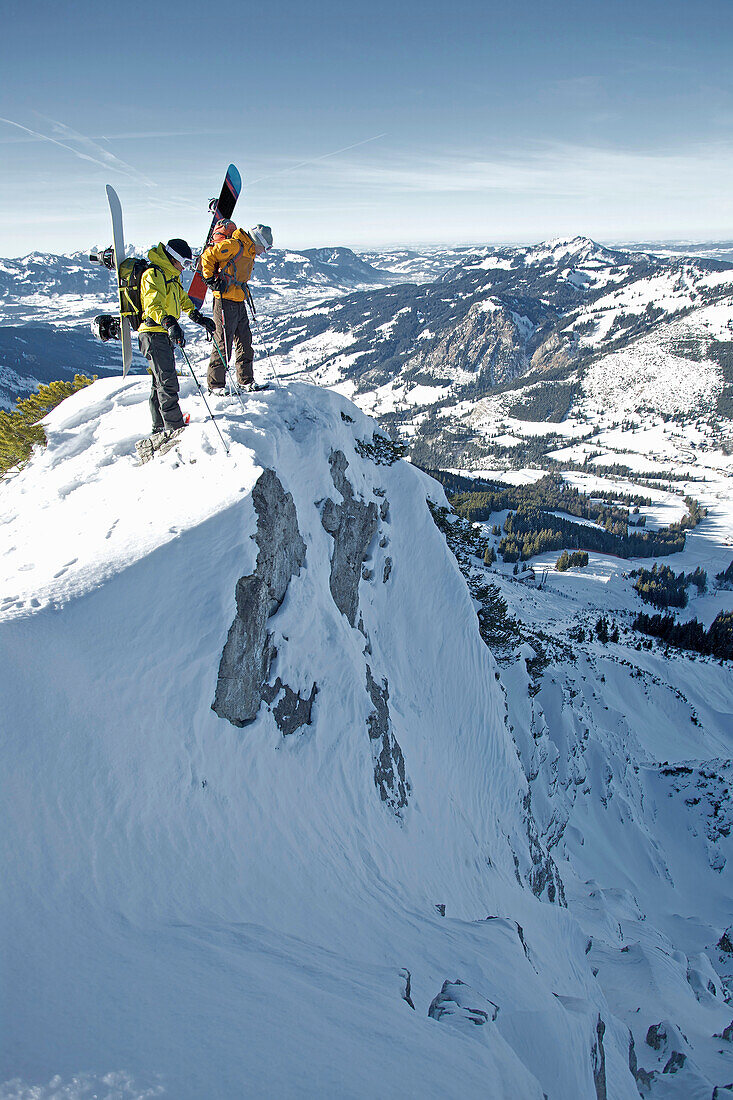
[
  {"left": 206, "top": 274, "right": 228, "bottom": 294},
  {"left": 162, "top": 315, "right": 185, "bottom": 347},
  {"left": 191, "top": 309, "right": 216, "bottom": 336}
]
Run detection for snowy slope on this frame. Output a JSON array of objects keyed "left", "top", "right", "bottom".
[{"left": 2, "top": 379, "right": 732, "bottom": 1098}]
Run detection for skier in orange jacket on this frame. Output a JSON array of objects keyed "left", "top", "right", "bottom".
[{"left": 201, "top": 221, "right": 273, "bottom": 391}]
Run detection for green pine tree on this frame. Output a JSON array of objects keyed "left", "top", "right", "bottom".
[
  {"left": 556, "top": 549, "right": 570, "bottom": 572},
  {"left": 0, "top": 375, "right": 95, "bottom": 477}
]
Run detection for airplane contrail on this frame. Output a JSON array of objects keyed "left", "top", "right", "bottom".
[
  {"left": 0, "top": 116, "right": 155, "bottom": 187},
  {"left": 247, "top": 133, "right": 388, "bottom": 186},
  {"left": 38, "top": 113, "right": 157, "bottom": 187}
]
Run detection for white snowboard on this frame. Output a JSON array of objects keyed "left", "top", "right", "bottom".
[{"left": 105, "top": 184, "right": 133, "bottom": 377}]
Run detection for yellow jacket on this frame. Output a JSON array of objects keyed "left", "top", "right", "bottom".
[
  {"left": 201, "top": 229, "right": 256, "bottom": 301},
  {"left": 138, "top": 244, "right": 196, "bottom": 334}
]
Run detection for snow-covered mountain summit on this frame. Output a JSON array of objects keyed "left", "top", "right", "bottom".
[{"left": 2, "top": 379, "right": 731, "bottom": 1097}]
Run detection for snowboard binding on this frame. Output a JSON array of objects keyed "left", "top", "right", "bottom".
[
  {"left": 89, "top": 246, "right": 116, "bottom": 270},
  {"left": 91, "top": 314, "right": 122, "bottom": 342}
]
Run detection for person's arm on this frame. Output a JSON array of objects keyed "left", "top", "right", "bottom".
[
  {"left": 201, "top": 243, "right": 220, "bottom": 281},
  {"left": 179, "top": 285, "right": 196, "bottom": 318}
]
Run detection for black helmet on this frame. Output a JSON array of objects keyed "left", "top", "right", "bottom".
[{"left": 165, "top": 239, "right": 194, "bottom": 268}]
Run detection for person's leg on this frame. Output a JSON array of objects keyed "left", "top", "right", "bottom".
[
  {"left": 142, "top": 332, "right": 185, "bottom": 430},
  {"left": 233, "top": 301, "right": 254, "bottom": 385},
  {"left": 140, "top": 333, "right": 165, "bottom": 431},
  {"left": 207, "top": 298, "right": 227, "bottom": 390}
]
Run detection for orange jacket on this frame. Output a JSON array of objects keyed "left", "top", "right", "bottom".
[{"left": 201, "top": 228, "right": 257, "bottom": 301}]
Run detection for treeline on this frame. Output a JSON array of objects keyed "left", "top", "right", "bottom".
[
  {"left": 444, "top": 472, "right": 650, "bottom": 525},
  {"left": 717, "top": 560, "right": 733, "bottom": 590},
  {"left": 631, "top": 563, "right": 707, "bottom": 609},
  {"left": 422, "top": 468, "right": 703, "bottom": 566},
  {"left": 498, "top": 504, "right": 686, "bottom": 563},
  {"left": 633, "top": 611, "right": 733, "bottom": 661},
  {"left": 557, "top": 550, "right": 588, "bottom": 571}
]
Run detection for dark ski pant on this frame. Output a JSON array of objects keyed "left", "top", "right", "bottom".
[
  {"left": 208, "top": 297, "right": 253, "bottom": 388},
  {"left": 139, "top": 331, "right": 185, "bottom": 432}
]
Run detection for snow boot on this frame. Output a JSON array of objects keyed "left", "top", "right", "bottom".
[{"left": 135, "top": 421, "right": 188, "bottom": 465}]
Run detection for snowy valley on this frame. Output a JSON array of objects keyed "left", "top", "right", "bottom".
[{"left": 1, "top": 239, "right": 733, "bottom": 1099}]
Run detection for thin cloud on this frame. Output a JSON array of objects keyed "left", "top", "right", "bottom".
[
  {"left": 0, "top": 128, "right": 226, "bottom": 145},
  {"left": 248, "top": 133, "right": 388, "bottom": 187},
  {"left": 296, "top": 140, "right": 733, "bottom": 204},
  {"left": 93, "top": 129, "right": 229, "bottom": 141}
]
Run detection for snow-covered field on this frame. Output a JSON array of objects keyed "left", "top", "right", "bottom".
[{"left": 1, "top": 377, "right": 732, "bottom": 1099}]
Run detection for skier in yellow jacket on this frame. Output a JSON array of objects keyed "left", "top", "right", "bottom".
[
  {"left": 138, "top": 239, "right": 215, "bottom": 433},
  {"left": 201, "top": 221, "right": 273, "bottom": 391}
]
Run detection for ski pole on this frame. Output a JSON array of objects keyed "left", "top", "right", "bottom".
[
  {"left": 211, "top": 334, "right": 247, "bottom": 413},
  {"left": 219, "top": 295, "right": 230, "bottom": 380},
  {"left": 245, "top": 285, "right": 282, "bottom": 388},
  {"left": 177, "top": 345, "right": 230, "bottom": 456}
]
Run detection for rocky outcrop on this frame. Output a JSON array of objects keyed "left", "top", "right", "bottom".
[
  {"left": 212, "top": 469, "right": 307, "bottom": 728},
  {"left": 428, "top": 980, "right": 499, "bottom": 1026},
  {"left": 591, "top": 1015, "right": 607, "bottom": 1100},
  {"left": 400, "top": 968, "right": 415, "bottom": 1009},
  {"left": 320, "top": 450, "right": 378, "bottom": 626},
  {"left": 646, "top": 1022, "right": 667, "bottom": 1051},
  {"left": 261, "top": 678, "right": 318, "bottom": 736},
  {"left": 403, "top": 300, "right": 530, "bottom": 389},
  {"left": 524, "top": 791, "right": 567, "bottom": 906},
  {"left": 529, "top": 330, "right": 577, "bottom": 375},
  {"left": 366, "top": 665, "right": 410, "bottom": 816}
]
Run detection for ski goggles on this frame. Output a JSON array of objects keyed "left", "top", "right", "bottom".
[{"left": 166, "top": 245, "right": 194, "bottom": 269}]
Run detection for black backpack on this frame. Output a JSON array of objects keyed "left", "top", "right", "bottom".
[{"left": 118, "top": 257, "right": 160, "bottom": 331}]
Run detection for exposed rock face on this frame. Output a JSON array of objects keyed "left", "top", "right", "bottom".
[
  {"left": 662, "top": 1051, "right": 686, "bottom": 1074},
  {"left": 646, "top": 1023, "right": 667, "bottom": 1051},
  {"left": 529, "top": 330, "right": 577, "bottom": 375},
  {"left": 366, "top": 665, "right": 410, "bottom": 815},
  {"left": 212, "top": 469, "right": 307, "bottom": 728},
  {"left": 428, "top": 980, "right": 499, "bottom": 1026},
  {"left": 262, "top": 678, "right": 318, "bottom": 736},
  {"left": 524, "top": 791, "right": 567, "bottom": 906},
  {"left": 402, "top": 301, "right": 530, "bottom": 388},
  {"left": 400, "top": 968, "right": 415, "bottom": 1010},
  {"left": 591, "top": 1015, "right": 607, "bottom": 1100},
  {"left": 321, "top": 450, "right": 378, "bottom": 626}
]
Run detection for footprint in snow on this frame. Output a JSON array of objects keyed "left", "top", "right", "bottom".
[{"left": 53, "top": 558, "right": 78, "bottom": 579}]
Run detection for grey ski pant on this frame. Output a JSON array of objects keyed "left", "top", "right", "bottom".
[
  {"left": 139, "top": 331, "right": 185, "bottom": 432},
  {"left": 208, "top": 297, "right": 254, "bottom": 388}
]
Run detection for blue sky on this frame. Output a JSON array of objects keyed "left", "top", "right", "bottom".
[{"left": 0, "top": 0, "right": 731, "bottom": 255}]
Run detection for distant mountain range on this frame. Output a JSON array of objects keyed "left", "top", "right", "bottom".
[
  {"left": 252, "top": 236, "right": 733, "bottom": 467},
  {"left": 2, "top": 238, "right": 733, "bottom": 437}
]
